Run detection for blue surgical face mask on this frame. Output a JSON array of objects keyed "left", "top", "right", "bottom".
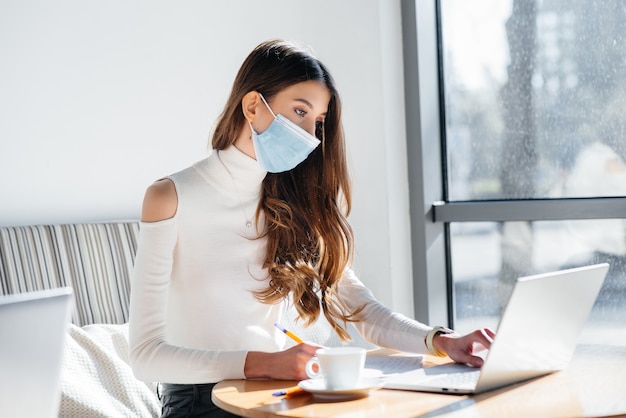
[{"left": 249, "top": 93, "right": 321, "bottom": 173}]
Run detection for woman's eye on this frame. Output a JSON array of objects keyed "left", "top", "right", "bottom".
[{"left": 295, "top": 108, "right": 306, "bottom": 117}]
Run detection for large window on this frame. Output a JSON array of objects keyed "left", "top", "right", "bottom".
[{"left": 402, "top": 0, "right": 626, "bottom": 346}]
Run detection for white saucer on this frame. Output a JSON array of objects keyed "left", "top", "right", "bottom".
[{"left": 297, "top": 378, "right": 384, "bottom": 400}]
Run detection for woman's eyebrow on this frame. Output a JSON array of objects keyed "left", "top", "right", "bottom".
[{"left": 294, "top": 98, "right": 313, "bottom": 108}]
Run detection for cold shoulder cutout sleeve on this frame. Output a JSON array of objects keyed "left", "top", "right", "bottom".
[{"left": 141, "top": 179, "right": 178, "bottom": 222}]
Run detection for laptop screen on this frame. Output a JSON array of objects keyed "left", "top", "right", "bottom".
[{"left": 0, "top": 287, "right": 73, "bottom": 418}]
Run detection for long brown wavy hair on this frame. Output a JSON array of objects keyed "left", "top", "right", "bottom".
[{"left": 211, "top": 40, "right": 360, "bottom": 341}]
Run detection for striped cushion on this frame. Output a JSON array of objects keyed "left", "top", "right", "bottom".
[{"left": 0, "top": 222, "right": 139, "bottom": 326}]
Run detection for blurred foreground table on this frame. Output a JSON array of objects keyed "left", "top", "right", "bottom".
[{"left": 212, "top": 344, "right": 626, "bottom": 418}]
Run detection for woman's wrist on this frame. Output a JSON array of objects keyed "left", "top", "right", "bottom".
[
  {"left": 244, "top": 351, "right": 272, "bottom": 379},
  {"left": 425, "top": 326, "right": 455, "bottom": 357}
]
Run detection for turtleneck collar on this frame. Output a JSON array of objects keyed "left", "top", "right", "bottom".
[{"left": 208, "top": 145, "right": 267, "bottom": 197}]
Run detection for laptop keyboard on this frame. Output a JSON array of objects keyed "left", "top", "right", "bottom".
[{"left": 422, "top": 369, "right": 481, "bottom": 388}]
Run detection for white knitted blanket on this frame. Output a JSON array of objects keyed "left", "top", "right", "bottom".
[{"left": 59, "top": 323, "right": 160, "bottom": 418}]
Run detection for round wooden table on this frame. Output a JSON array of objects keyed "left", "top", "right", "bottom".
[{"left": 212, "top": 344, "right": 626, "bottom": 418}]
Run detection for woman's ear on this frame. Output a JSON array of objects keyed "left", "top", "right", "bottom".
[{"left": 241, "top": 91, "right": 260, "bottom": 123}]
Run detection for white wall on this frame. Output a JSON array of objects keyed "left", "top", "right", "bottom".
[{"left": 0, "top": 0, "right": 415, "bottom": 316}]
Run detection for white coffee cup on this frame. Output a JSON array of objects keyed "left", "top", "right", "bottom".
[{"left": 305, "top": 346, "right": 366, "bottom": 389}]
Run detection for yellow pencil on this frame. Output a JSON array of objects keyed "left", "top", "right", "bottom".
[{"left": 274, "top": 322, "right": 304, "bottom": 344}]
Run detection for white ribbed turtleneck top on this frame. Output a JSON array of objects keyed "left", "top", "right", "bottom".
[{"left": 129, "top": 145, "right": 431, "bottom": 384}]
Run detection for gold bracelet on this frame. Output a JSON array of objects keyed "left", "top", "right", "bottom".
[{"left": 425, "top": 326, "right": 454, "bottom": 357}]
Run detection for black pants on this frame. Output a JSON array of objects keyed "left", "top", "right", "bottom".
[{"left": 159, "top": 383, "right": 241, "bottom": 418}]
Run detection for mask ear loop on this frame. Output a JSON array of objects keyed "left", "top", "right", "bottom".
[{"left": 258, "top": 93, "right": 277, "bottom": 118}]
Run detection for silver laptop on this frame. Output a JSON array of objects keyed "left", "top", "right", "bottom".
[
  {"left": 383, "top": 263, "right": 609, "bottom": 394},
  {"left": 0, "top": 287, "right": 73, "bottom": 417}
]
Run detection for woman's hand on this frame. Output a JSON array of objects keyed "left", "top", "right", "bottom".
[
  {"left": 433, "top": 328, "right": 496, "bottom": 368},
  {"left": 244, "top": 342, "right": 321, "bottom": 380}
]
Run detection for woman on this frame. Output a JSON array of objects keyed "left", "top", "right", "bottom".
[{"left": 129, "top": 39, "right": 494, "bottom": 418}]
